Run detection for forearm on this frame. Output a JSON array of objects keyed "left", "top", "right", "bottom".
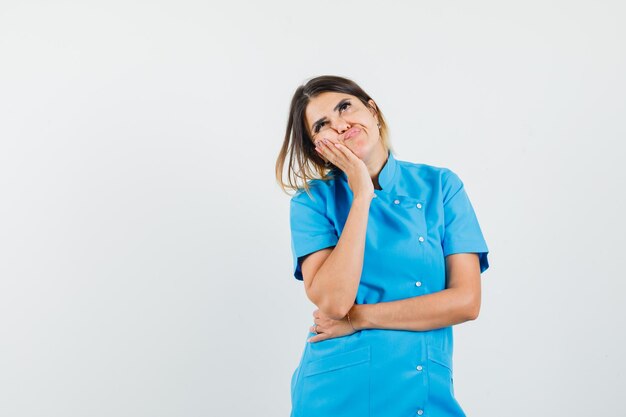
[
  {"left": 348, "top": 288, "right": 478, "bottom": 332},
  {"left": 312, "top": 196, "right": 371, "bottom": 319}
]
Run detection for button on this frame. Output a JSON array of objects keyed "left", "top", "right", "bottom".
[
  {"left": 416, "top": 203, "right": 422, "bottom": 209},
  {"left": 415, "top": 281, "right": 422, "bottom": 287},
  {"left": 373, "top": 194, "right": 378, "bottom": 198},
  {"left": 416, "top": 365, "right": 423, "bottom": 371},
  {"left": 418, "top": 236, "right": 425, "bottom": 242},
  {"left": 393, "top": 199, "right": 400, "bottom": 204},
  {"left": 417, "top": 410, "right": 424, "bottom": 415}
]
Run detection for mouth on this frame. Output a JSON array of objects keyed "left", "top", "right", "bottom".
[{"left": 343, "top": 127, "right": 361, "bottom": 141}]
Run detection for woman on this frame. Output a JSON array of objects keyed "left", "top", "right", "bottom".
[{"left": 275, "top": 75, "right": 490, "bottom": 417}]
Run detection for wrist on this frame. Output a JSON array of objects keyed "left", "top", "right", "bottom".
[
  {"left": 348, "top": 303, "right": 369, "bottom": 331},
  {"left": 352, "top": 194, "right": 373, "bottom": 206}
]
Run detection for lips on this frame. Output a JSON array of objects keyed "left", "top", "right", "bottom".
[{"left": 343, "top": 127, "right": 361, "bottom": 141}]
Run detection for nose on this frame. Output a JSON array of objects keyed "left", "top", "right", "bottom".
[{"left": 332, "top": 117, "right": 350, "bottom": 133}]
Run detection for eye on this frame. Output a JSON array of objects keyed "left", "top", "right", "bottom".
[
  {"left": 314, "top": 121, "right": 326, "bottom": 133},
  {"left": 313, "top": 101, "right": 350, "bottom": 134}
]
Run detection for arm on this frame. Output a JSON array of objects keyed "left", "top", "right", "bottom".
[
  {"left": 347, "top": 253, "right": 482, "bottom": 331},
  {"left": 304, "top": 195, "right": 371, "bottom": 320}
]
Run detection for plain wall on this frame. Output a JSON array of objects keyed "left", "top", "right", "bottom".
[{"left": 1, "top": 1, "right": 624, "bottom": 416}]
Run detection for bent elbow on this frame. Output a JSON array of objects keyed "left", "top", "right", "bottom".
[
  {"left": 458, "top": 289, "right": 480, "bottom": 321},
  {"left": 306, "top": 273, "right": 348, "bottom": 320},
  {"left": 317, "top": 299, "right": 349, "bottom": 321},
  {"left": 307, "top": 276, "right": 356, "bottom": 320},
  {"left": 466, "top": 307, "right": 480, "bottom": 321},
  {"left": 465, "top": 300, "right": 481, "bottom": 321},
  {"left": 458, "top": 285, "right": 481, "bottom": 321},
  {"left": 334, "top": 303, "right": 354, "bottom": 321},
  {"left": 311, "top": 286, "right": 354, "bottom": 320}
]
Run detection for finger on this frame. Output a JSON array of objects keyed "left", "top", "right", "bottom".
[
  {"left": 319, "top": 139, "right": 352, "bottom": 172},
  {"left": 314, "top": 141, "right": 331, "bottom": 163},
  {"left": 322, "top": 138, "right": 344, "bottom": 158},
  {"left": 331, "top": 141, "right": 357, "bottom": 161},
  {"left": 319, "top": 138, "right": 346, "bottom": 168},
  {"left": 325, "top": 141, "right": 351, "bottom": 168}
]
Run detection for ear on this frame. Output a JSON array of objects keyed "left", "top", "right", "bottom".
[{"left": 367, "top": 99, "right": 378, "bottom": 118}]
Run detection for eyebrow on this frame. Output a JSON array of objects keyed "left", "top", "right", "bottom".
[{"left": 311, "top": 98, "right": 350, "bottom": 133}]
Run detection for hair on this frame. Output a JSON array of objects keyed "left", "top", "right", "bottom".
[{"left": 275, "top": 75, "right": 392, "bottom": 196}]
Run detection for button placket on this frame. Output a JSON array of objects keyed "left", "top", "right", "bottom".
[
  {"left": 412, "top": 354, "right": 426, "bottom": 416},
  {"left": 415, "top": 200, "right": 425, "bottom": 244},
  {"left": 385, "top": 196, "right": 426, "bottom": 244}
]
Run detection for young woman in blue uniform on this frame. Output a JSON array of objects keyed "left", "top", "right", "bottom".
[{"left": 276, "top": 75, "right": 490, "bottom": 417}]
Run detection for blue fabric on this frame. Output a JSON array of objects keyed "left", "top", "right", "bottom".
[{"left": 289, "top": 150, "right": 489, "bottom": 416}]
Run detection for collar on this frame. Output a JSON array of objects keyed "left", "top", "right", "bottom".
[{"left": 334, "top": 149, "right": 398, "bottom": 190}]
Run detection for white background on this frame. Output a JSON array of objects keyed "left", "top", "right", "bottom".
[{"left": 1, "top": 1, "right": 624, "bottom": 416}]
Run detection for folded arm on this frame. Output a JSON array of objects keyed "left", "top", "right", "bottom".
[
  {"left": 301, "top": 196, "right": 372, "bottom": 320},
  {"left": 348, "top": 253, "right": 482, "bottom": 331}
]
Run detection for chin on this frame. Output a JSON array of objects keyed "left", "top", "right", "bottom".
[
  {"left": 347, "top": 138, "right": 365, "bottom": 155},
  {"left": 354, "top": 141, "right": 377, "bottom": 158},
  {"left": 350, "top": 146, "right": 365, "bottom": 160}
]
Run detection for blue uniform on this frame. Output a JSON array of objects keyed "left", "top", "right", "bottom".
[{"left": 288, "top": 150, "right": 490, "bottom": 417}]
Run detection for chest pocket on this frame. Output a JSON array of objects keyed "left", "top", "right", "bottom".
[
  {"left": 299, "top": 346, "right": 371, "bottom": 417},
  {"left": 368, "top": 193, "right": 427, "bottom": 244}
]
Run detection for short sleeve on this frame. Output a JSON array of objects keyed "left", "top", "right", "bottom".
[
  {"left": 289, "top": 189, "right": 339, "bottom": 281},
  {"left": 441, "top": 169, "right": 490, "bottom": 274}
]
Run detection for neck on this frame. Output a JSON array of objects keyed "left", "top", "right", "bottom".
[{"left": 367, "top": 146, "right": 389, "bottom": 189}]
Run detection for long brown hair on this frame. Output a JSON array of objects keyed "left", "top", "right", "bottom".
[{"left": 275, "top": 75, "right": 392, "bottom": 196}]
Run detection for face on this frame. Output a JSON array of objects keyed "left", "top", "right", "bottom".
[{"left": 304, "top": 91, "right": 380, "bottom": 160}]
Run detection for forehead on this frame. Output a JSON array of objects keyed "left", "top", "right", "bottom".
[{"left": 305, "top": 92, "right": 356, "bottom": 124}]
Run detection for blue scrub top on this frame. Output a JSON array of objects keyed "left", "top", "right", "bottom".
[
  {"left": 290, "top": 152, "right": 489, "bottom": 417},
  {"left": 288, "top": 150, "right": 489, "bottom": 417}
]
